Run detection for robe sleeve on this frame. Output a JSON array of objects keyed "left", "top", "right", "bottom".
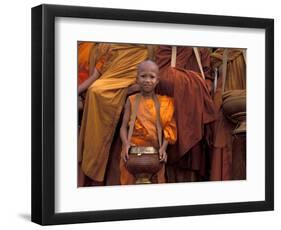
[
  {"left": 90, "top": 43, "right": 112, "bottom": 74},
  {"left": 160, "top": 96, "right": 177, "bottom": 144},
  {"left": 163, "top": 115, "right": 177, "bottom": 144},
  {"left": 95, "top": 53, "right": 111, "bottom": 74}
]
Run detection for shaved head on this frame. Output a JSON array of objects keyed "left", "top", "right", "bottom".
[{"left": 137, "top": 60, "right": 159, "bottom": 75}]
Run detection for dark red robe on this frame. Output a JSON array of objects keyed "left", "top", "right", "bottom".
[{"left": 155, "top": 46, "right": 218, "bottom": 182}]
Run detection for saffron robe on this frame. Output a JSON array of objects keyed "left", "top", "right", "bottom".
[
  {"left": 78, "top": 44, "right": 149, "bottom": 183},
  {"left": 120, "top": 94, "right": 177, "bottom": 185}
]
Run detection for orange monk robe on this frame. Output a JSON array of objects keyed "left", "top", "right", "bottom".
[
  {"left": 120, "top": 94, "right": 177, "bottom": 185},
  {"left": 78, "top": 44, "right": 149, "bottom": 183},
  {"left": 78, "top": 42, "right": 95, "bottom": 85},
  {"left": 209, "top": 48, "right": 246, "bottom": 180}
]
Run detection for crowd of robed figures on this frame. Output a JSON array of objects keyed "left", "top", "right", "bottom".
[{"left": 77, "top": 43, "right": 246, "bottom": 186}]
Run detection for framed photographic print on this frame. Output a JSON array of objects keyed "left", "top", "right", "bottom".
[{"left": 31, "top": 4, "right": 274, "bottom": 225}]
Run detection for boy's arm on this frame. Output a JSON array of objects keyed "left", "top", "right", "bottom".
[
  {"left": 120, "top": 98, "right": 131, "bottom": 161},
  {"left": 159, "top": 139, "right": 168, "bottom": 162}
]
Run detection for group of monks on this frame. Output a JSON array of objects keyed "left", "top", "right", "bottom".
[{"left": 77, "top": 42, "right": 246, "bottom": 187}]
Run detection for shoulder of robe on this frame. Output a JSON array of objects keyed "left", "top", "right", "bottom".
[
  {"left": 157, "top": 95, "right": 174, "bottom": 110},
  {"left": 128, "top": 94, "right": 135, "bottom": 103},
  {"left": 128, "top": 93, "right": 141, "bottom": 105}
]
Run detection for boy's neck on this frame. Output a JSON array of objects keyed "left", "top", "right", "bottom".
[{"left": 140, "top": 91, "right": 155, "bottom": 97}]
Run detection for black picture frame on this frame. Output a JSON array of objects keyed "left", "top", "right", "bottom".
[{"left": 31, "top": 4, "right": 274, "bottom": 225}]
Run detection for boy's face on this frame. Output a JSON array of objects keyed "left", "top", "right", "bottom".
[{"left": 137, "top": 62, "right": 159, "bottom": 94}]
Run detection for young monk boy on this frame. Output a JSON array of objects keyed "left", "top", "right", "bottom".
[{"left": 119, "top": 60, "right": 177, "bottom": 184}]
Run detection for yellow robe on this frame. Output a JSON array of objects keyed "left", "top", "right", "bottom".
[
  {"left": 211, "top": 48, "right": 246, "bottom": 108},
  {"left": 120, "top": 94, "right": 177, "bottom": 185},
  {"left": 78, "top": 44, "right": 149, "bottom": 182}
]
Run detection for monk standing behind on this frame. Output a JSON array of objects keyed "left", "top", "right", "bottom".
[
  {"left": 155, "top": 46, "right": 217, "bottom": 182},
  {"left": 120, "top": 61, "right": 177, "bottom": 184},
  {"left": 78, "top": 43, "right": 149, "bottom": 186},
  {"left": 210, "top": 48, "right": 246, "bottom": 180}
]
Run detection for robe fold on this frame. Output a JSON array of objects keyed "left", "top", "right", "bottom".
[
  {"left": 156, "top": 46, "right": 212, "bottom": 80},
  {"left": 209, "top": 48, "right": 246, "bottom": 180},
  {"left": 156, "top": 68, "right": 217, "bottom": 162},
  {"left": 78, "top": 44, "right": 149, "bottom": 183},
  {"left": 78, "top": 42, "right": 95, "bottom": 85},
  {"left": 155, "top": 46, "right": 218, "bottom": 182}
]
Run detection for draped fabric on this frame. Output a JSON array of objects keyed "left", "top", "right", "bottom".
[
  {"left": 156, "top": 46, "right": 212, "bottom": 80},
  {"left": 211, "top": 48, "right": 246, "bottom": 108},
  {"left": 120, "top": 94, "right": 177, "bottom": 185},
  {"left": 209, "top": 48, "right": 246, "bottom": 180},
  {"left": 156, "top": 45, "right": 214, "bottom": 91},
  {"left": 156, "top": 68, "right": 217, "bottom": 162},
  {"left": 78, "top": 44, "right": 149, "bottom": 183},
  {"left": 208, "top": 111, "right": 233, "bottom": 180},
  {"left": 129, "top": 94, "right": 177, "bottom": 147},
  {"left": 78, "top": 42, "right": 95, "bottom": 85},
  {"left": 211, "top": 48, "right": 246, "bottom": 91},
  {"left": 155, "top": 46, "right": 218, "bottom": 182}
]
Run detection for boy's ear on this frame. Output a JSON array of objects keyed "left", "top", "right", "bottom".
[{"left": 156, "top": 75, "right": 160, "bottom": 84}]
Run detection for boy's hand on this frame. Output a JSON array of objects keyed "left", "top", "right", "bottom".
[
  {"left": 122, "top": 142, "right": 135, "bottom": 162},
  {"left": 159, "top": 147, "right": 167, "bottom": 163}
]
